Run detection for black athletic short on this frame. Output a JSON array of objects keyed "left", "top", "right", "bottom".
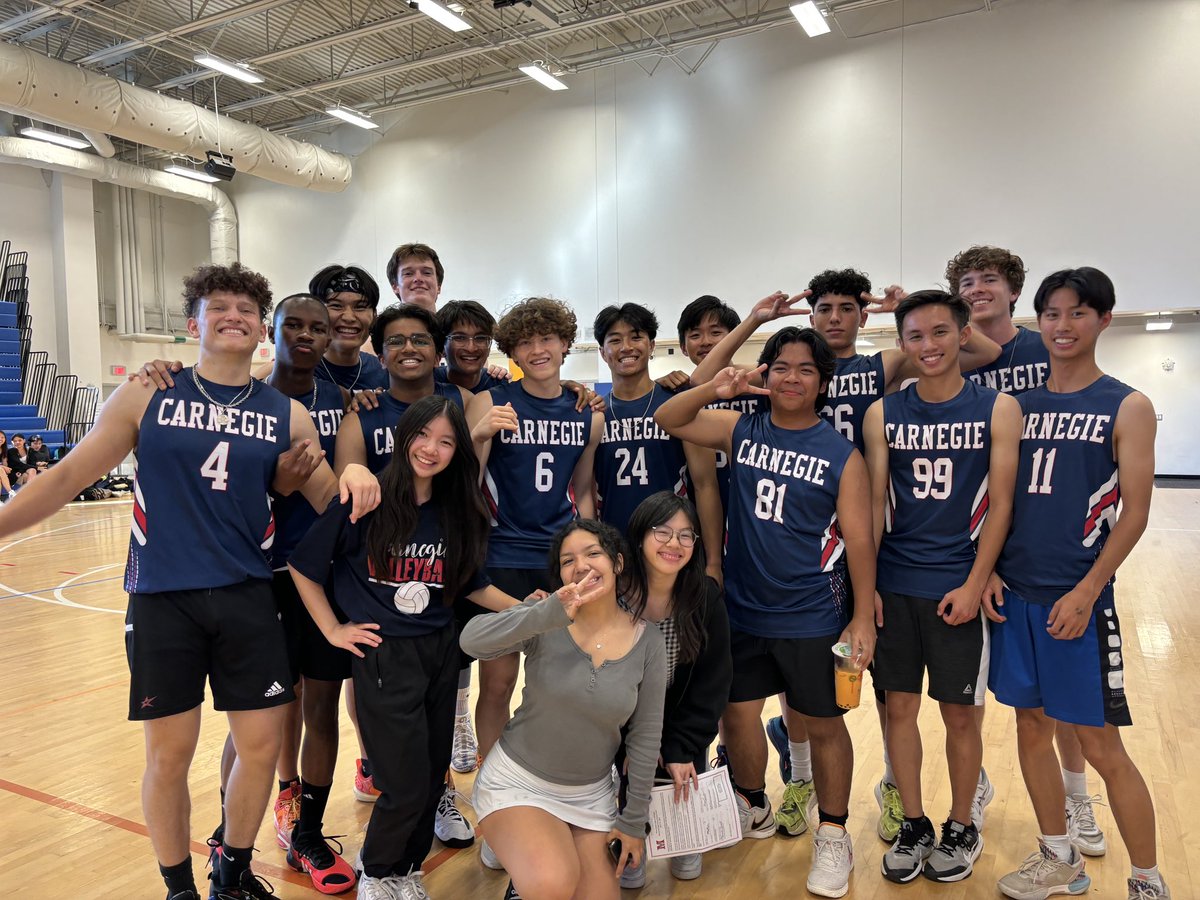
[
  {"left": 728, "top": 628, "right": 847, "bottom": 719},
  {"left": 456, "top": 567, "right": 550, "bottom": 667},
  {"left": 872, "top": 590, "right": 988, "bottom": 706},
  {"left": 274, "top": 570, "right": 352, "bottom": 684},
  {"left": 125, "top": 580, "right": 295, "bottom": 721}
]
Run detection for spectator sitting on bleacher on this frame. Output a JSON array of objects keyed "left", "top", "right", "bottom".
[
  {"left": 6, "top": 433, "right": 41, "bottom": 486},
  {"left": 0, "top": 430, "right": 11, "bottom": 499},
  {"left": 27, "top": 435, "right": 51, "bottom": 469}
]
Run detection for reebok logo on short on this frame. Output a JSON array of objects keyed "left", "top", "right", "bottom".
[
  {"left": 264, "top": 681, "right": 285, "bottom": 698},
  {"left": 962, "top": 684, "right": 973, "bottom": 695}
]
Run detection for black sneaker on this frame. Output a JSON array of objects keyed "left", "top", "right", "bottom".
[
  {"left": 881, "top": 817, "right": 935, "bottom": 883},
  {"left": 503, "top": 879, "right": 522, "bottom": 900},
  {"left": 167, "top": 892, "right": 202, "bottom": 900},
  {"left": 206, "top": 824, "right": 224, "bottom": 872},
  {"left": 923, "top": 819, "right": 982, "bottom": 883},
  {"left": 208, "top": 868, "right": 276, "bottom": 899}
]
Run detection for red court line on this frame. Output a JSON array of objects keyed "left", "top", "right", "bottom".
[
  {"left": 0, "top": 778, "right": 313, "bottom": 887},
  {"left": 0, "top": 776, "right": 467, "bottom": 883},
  {"left": 0, "top": 677, "right": 126, "bottom": 720}
]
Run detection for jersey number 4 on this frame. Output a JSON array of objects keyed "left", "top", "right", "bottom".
[{"left": 201, "top": 441, "right": 231, "bottom": 491}]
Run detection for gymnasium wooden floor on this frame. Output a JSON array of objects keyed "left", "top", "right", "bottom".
[{"left": 1, "top": 490, "right": 1196, "bottom": 898}]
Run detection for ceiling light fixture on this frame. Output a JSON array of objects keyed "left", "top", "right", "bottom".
[
  {"left": 326, "top": 105, "right": 380, "bottom": 130},
  {"left": 194, "top": 54, "right": 265, "bottom": 84},
  {"left": 19, "top": 125, "right": 91, "bottom": 150},
  {"left": 165, "top": 164, "right": 221, "bottom": 183},
  {"left": 1145, "top": 319, "right": 1173, "bottom": 332},
  {"left": 790, "top": 1, "right": 831, "bottom": 37},
  {"left": 413, "top": 0, "right": 472, "bottom": 32},
  {"left": 519, "top": 63, "right": 568, "bottom": 91}
]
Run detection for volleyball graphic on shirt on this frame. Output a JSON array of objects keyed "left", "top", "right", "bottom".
[{"left": 394, "top": 581, "right": 431, "bottom": 615}]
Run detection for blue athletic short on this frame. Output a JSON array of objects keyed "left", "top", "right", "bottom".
[{"left": 989, "top": 585, "right": 1131, "bottom": 728}]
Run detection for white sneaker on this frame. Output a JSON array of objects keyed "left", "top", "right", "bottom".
[
  {"left": 479, "top": 839, "right": 505, "bottom": 871},
  {"left": 808, "top": 823, "right": 854, "bottom": 898},
  {"left": 451, "top": 713, "right": 479, "bottom": 773},
  {"left": 670, "top": 853, "right": 702, "bottom": 880},
  {"left": 1066, "top": 792, "right": 1107, "bottom": 856},
  {"left": 971, "top": 767, "right": 995, "bottom": 831},
  {"left": 737, "top": 793, "right": 775, "bottom": 839},
  {"left": 357, "top": 874, "right": 401, "bottom": 899},
  {"left": 434, "top": 787, "right": 474, "bottom": 848},
  {"left": 393, "top": 871, "right": 430, "bottom": 900}
]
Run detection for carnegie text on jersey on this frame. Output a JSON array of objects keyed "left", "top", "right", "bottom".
[{"left": 156, "top": 399, "right": 279, "bottom": 442}]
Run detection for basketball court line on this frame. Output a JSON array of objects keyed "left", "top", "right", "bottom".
[
  {"left": 0, "top": 677, "right": 125, "bottom": 720},
  {"left": 0, "top": 775, "right": 465, "bottom": 891}
]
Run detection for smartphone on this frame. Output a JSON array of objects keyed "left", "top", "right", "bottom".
[{"left": 607, "top": 838, "right": 625, "bottom": 867}]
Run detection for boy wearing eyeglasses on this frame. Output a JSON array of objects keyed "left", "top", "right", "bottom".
[
  {"left": 335, "top": 305, "right": 468, "bottom": 475},
  {"left": 435, "top": 300, "right": 510, "bottom": 394}
]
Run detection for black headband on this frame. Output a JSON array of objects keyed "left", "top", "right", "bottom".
[{"left": 328, "top": 271, "right": 364, "bottom": 296}]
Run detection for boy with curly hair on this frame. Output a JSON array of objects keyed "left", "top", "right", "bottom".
[{"left": 465, "top": 298, "right": 604, "bottom": 771}]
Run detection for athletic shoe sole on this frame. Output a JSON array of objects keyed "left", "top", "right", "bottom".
[
  {"left": 352, "top": 786, "right": 379, "bottom": 803},
  {"left": 1071, "top": 835, "right": 1106, "bottom": 857},
  {"left": 806, "top": 879, "right": 851, "bottom": 899},
  {"left": 922, "top": 848, "right": 983, "bottom": 882},
  {"left": 882, "top": 861, "right": 926, "bottom": 884},
  {"left": 670, "top": 855, "right": 702, "bottom": 881},
  {"left": 998, "top": 873, "right": 1092, "bottom": 900}
]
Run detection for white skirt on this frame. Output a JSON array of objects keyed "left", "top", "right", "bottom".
[{"left": 473, "top": 742, "right": 618, "bottom": 833}]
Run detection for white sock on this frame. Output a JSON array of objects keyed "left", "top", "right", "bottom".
[
  {"left": 1130, "top": 865, "right": 1162, "bottom": 887},
  {"left": 1040, "top": 833, "right": 1073, "bottom": 861},
  {"left": 455, "top": 685, "right": 470, "bottom": 717},
  {"left": 1062, "top": 767, "right": 1087, "bottom": 797},
  {"left": 789, "top": 740, "right": 812, "bottom": 783},
  {"left": 882, "top": 745, "right": 895, "bottom": 786}
]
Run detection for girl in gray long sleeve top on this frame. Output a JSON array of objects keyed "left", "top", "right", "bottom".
[{"left": 460, "top": 519, "right": 667, "bottom": 900}]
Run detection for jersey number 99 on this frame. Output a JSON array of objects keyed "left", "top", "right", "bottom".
[{"left": 912, "top": 457, "right": 952, "bottom": 500}]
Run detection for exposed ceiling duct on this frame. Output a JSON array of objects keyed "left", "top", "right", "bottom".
[
  {"left": 0, "top": 42, "right": 352, "bottom": 192},
  {"left": 0, "top": 135, "right": 237, "bottom": 264}
]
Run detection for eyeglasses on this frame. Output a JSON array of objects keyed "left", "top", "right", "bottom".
[
  {"left": 649, "top": 526, "right": 697, "bottom": 547},
  {"left": 383, "top": 333, "right": 434, "bottom": 349},
  {"left": 447, "top": 332, "right": 493, "bottom": 347}
]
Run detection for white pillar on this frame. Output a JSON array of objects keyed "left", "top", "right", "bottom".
[{"left": 49, "top": 171, "right": 102, "bottom": 390}]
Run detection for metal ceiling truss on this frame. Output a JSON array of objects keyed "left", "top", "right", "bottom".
[{"left": 0, "top": 0, "right": 993, "bottom": 164}]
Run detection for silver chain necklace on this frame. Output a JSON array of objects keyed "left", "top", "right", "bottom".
[
  {"left": 320, "top": 356, "right": 361, "bottom": 393},
  {"left": 192, "top": 367, "right": 255, "bottom": 427},
  {"left": 606, "top": 384, "right": 656, "bottom": 421}
]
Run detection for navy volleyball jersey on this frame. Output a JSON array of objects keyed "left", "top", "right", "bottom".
[
  {"left": 821, "top": 353, "right": 886, "bottom": 453},
  {"left": 357, "top": 382, "right": 464, "bottom": 473},
  {"left": 997, "top": 376, "right": 1135, "bottom": 604},
  {"left": 269, "top": 379, "right": 345, "bottom": 569},
  {"left": 596, "top": 386, "right": 688, "bottom": 534},
  {"left": 434, "top": 366, "right": 505, "bottom": 394},
  {"left": 723, "top": 413, "right": 854, "bottom": 638},
  {"left": 483, "top": 380, "right": 593, "bottom": 568},
  {"left": 966, "top": 326, "right": 1049, "bottom": 396},
  {"left": 291, "top": 499, "right": 490, "bottom": 638},
  {"left": 126, "top": 370, "right": 291, "bottom": 593},
  {"left": 703, "top": 391, "right": 764, "bottom": 512},
  {"left": 877, "top": 380, "right": 999, "bottom": 601},
  {"left": 315, "top": 351, "right": 389, "bottom": 392}
]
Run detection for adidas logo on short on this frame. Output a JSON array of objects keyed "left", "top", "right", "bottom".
[{"left": 264, "top": 681, "right": 285, "bottom": 698}]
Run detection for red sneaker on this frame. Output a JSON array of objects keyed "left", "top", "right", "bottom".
[
  {"left": 353, "top": 759, "right": 380, "bottom": 803},
  {"left": 273, "top": 780, "right": 301, "bottom": 849},
  {"left": 286, "top": 830, "right": 356, "bottom": 895}
]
